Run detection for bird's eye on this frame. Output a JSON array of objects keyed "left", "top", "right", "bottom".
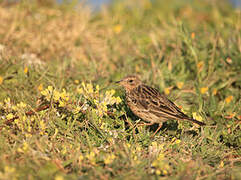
[{"left": 128, "top": 79, "right": 133, "bottom": 83}]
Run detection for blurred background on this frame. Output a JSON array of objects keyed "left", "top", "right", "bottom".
[
  {"left": 43, "top": 0, "right": 241, "bottom": 9},
  {"left": 4, "top": 0, "right": 241, "bottom": 9},
  {"left": 77, "top": 0, "right": 241, "bottom": 10},
  {"left": 58, "top": 0, "right": 241, "bottom": 11},
  {"left": 42, "top": 0, "right": 240, "bottom": 8}
]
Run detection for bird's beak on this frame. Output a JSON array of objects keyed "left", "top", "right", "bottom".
[{"left": 115, "top": 80, "right": 122, "bottom": 84}]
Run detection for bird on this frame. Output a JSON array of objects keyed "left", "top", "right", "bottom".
[{"left": 116, "top": 75, "right": 205, "bottom": 136}]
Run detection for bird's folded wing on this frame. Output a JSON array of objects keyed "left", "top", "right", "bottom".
[{"left": 132, "top": 85, "right": 187, "bottom": 119}]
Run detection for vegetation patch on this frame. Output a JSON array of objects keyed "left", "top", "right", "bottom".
[{"left": 0, "top": 0, "right": 240, "bottom": 179}]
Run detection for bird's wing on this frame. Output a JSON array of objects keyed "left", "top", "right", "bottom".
[{"left": 131, "top": 85, "right": 187, "bottom": 120}]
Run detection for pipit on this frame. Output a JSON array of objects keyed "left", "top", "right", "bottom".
[{"left": 116, "top": 75, "right": 205, "bottom": 136}]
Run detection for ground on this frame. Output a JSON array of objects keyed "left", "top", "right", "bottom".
[{"left": 0, "top": 0, "right": 240, "bottom": 179}]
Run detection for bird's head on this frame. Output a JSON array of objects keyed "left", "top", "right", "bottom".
[{"left": 116, "top": 75, "right": 142, "bottom": 92}]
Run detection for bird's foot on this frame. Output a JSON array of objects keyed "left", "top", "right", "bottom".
[{"left": 151, "top": 123, "right": 163, "bottom": 138}]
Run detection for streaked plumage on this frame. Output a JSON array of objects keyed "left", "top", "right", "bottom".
[{"left": 116, "top": 75, "right": 205, "bottom": 136}]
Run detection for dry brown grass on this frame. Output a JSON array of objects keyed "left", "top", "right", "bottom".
[{"left": 0, "top": 3, "right": 118, "bottom": 67}]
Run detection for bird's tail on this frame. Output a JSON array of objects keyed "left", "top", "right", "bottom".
[{"left": 185, "top": 117, "right": 206, "bottom": 126}]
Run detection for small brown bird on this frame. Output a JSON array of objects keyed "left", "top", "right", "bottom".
[{"left": 116, "top": 75, "right": 205, "bottom": 136}]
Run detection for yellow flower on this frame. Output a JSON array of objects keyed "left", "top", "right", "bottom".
[
  {"left": 59, "top": 100, "right": 65, "bottom": 107},
  {"left": 163, "top": 169, "right": 168, "bottom": 175},
  {"left": 219, "top": 161, "right": 224, "bottom": 168},
  {"left": 48, "top": 86, "right": 53, "bottom": 92},
  {"left": 156, "top": 169, "right": 161, "bottom": 175},
  {"left": 77, "top": 88, "right": 83, "bottom": 94},
  {"left": 4, "top": 98, "right": 10, "bottom": 104},
  {"left": 171, "top": 137, "right": 176, "bottom": 143},
  {"left": 176, "top": 82, "right": 184, "bottom": 89},
  {"left": 81, "top": 82, "right": 86, "bottom": 89},
  {"left": 225, "top": 96, "right": 233, "bottom": 104},
  {"left": 86, "top": 151, "right": 96, "bottom": 164},
  {"left": 115, "top": 97, "right": 122, "bottom": 104},
  {"left": 151, "top": 152, "right": 170, "bottom": 176},
  {"left": 136, "top": 145, "right": 141, "bottom": 152},
  {"left": 24, "top": 67, "right": 28, "bottom": 74},
  {"left": 60, "top": 89, "right": 69, "bottom": 101},
  {"left": 61, "top": 146, "right": 67, "bottom": 155},
  {"left": 95, "top": 85, "right": 99, "bottom": 93},
  {"left": 105, "top": 89, "right": 114, "bottom": 97},
  {"left": 197, "top": 61, "right": 204, "bottom": 72},
  {"left": 200, "top": 87, "right": 208, "bottom": 94},
  {"left": 135, "top": 65, "right": 140, "bottom": 73},
  {"left": 41, "top": 89, "right": 48, "bottom": 96},
  {"left": 25, "top": 133, "right": 32, "bottom": 138},
  {"left": 79, "top": 154, "right": 84, "bottom": 162},
  {"left": 53, "top": 91, "right": 61, "bottom": 101},
  {"left": 96, "top": 101, "right": 108, "bottom": 117},
  {"left": 22, "top": 142, "right": 29, "bottom": 151},
  {"left": 175, "top": 139, "right": 181, "bottom": 144},
  {"left": 171, "top": 137, "right": 181, "bottom": 144},
  {"left": 55, "top": 175, "right": 64, "bottom": 180},
  {"left": 12, "top": 105, "right": 18, "bottom": 111},
  {"left": 86, "top": 83, "right": 94, "bottom": 94},
  {"left": 17, "top": 147, "right": 23, "bottom": 153},
  {"left": 0, "top": 76, "right": 3, "bottom": 85},
  {"left": 41, "top": 86, "right": 54, "bottom": 101},
  {"left": 6, "top": 113, "right": 14, "bottom": 120},
  {"left": 104, "top": 154, "right": 116, "bottom": 165},
  {"left": 74, "top": 80, "right": 79, "bottom": 84},
  {"left": 18, "top": 142, "right": 29, "bottom": 153},
  {"left": 103, "top": 89, "right": 121, "bottom": 105},
  {"left": 39, "top": 120, "right": 46, "bottom": 135},
  {"left": 100, "top": 123, "right": 107, "bottom": 130},
  {"left": 17, "top": 102, "right": 27, "bottom": 108},
  {"left": 212, "top": 88, "right": 217, "bottom": 95},
  {"left": 113, "top": 24, "right": 122, "bottom": 34},
  {"left": 192, "top": 112, "right": 203, "bottom": 121},
  {"left": 38, "top": 83, "right": 43, "bottom": 91},
  {"left": 27, "top": 125, "right": 32, "bottom": 132},
  {"left": 77, "top": 83, "right": 121, "bottom": 119},
  {"left": 4, "top": 166, "right": 15, "bottom": 173},
  {"left": 164, "top": 87, "right": 171, "bottom": 95},
  {"left": 191, "top": 32, "right": 195, "bottom": 39}
]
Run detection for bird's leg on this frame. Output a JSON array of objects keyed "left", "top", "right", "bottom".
[
  {"left": 133, "top": 122, "right": 154, "bottom": 137},
  {"left": 137, "top": 122, "right": 154, "bottom": 126},
  {"left": 151, "top": 123, "right": 162, "bottom": 137}
]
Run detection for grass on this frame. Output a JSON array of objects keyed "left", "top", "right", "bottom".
[{"left": 0, "top": 0, "right": 241, "bottom": 179}]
